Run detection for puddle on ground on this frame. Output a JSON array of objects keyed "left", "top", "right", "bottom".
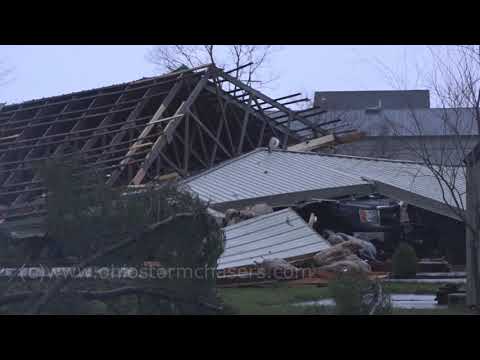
[
  {"left": 383, "top": 279, "right": 465, "bottom": 284},
  {"left": 294, "top": 294, "right": 447, "bottom": 310}
]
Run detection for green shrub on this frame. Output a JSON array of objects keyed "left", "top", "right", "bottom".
[
  {"left": 329, "top": 273, "right": 367, "bottom": 314},
  {"left": 392, "top": 243, "right": 418, "bottom": 278},
  {"left": 328, "top": 273, "right": 392, "bottom": 315}
]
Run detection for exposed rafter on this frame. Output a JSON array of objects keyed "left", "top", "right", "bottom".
[{"left": 0, "top": 63, "right": 333, "bottom": 217}]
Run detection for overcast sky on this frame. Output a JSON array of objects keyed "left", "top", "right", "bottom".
[{"left": 0, "top": 45, "right": 436, "bottom": 106}]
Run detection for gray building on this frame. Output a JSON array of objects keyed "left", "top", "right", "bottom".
[
  {"left": 309, "top": 90, "right": 480, "bottom": 164},
  {"left": 314, "top": 90, "right": 430, "bottom": 110}
]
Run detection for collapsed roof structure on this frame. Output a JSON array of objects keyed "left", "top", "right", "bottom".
[
  {"left": 0, "top": 64, "right": 338, "bottom": 218},
  {"left": 218, "top": 208, "right": 330, "bottom": 270},
  {"left": 182, "top": 148, "right": 466, "bottom": 221}
]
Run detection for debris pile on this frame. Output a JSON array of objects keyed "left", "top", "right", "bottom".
[
  {"left": 311, "top": 230, "right": 379, "bottom": 274},
  {"left": 255, "top": 258, "right": 301, "bottom": 280},
  {"left": 223, "top": 203, "right": 273, "bottom": 226}
]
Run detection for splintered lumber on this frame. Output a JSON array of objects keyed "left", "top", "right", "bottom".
[
  {"left": 336, "top": 130, "right": 365, "bottom": 144},
  {"left": 287, "top": 134, "right": 336, "bottom": 152},
  {"left": 156, "top": 172, "right": 179, "bottom": 182},
  {"left": 287, "top": 131, "right": 365, "bottom": 152}
]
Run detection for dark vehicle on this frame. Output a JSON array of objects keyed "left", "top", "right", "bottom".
[
  {"left": 295, "top": 193, "right": 465, "bottom": 263},
  {"left": 329, "top": 196, "right": 402, "bottom": 232},
  {"left": 295, "top": 194, "right": 404, "bottom": 254}
]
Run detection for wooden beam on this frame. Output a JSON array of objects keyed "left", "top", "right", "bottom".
[
  {"left": 156, "top": 171, "right": 179, "bottom": 182},
  {"left": 287, "top": 134, "right": 337, "bottom": 152},
  {"left": 193, "top": 119, "right": 209, "bottom": 164},
  {"left": 0, "top": 134, "right": 20, "bottom": 141},
  {"left": 9, "top": 98, "right": 96, "bottom": 205},
  {"left": 0, "top": 114, "right": 170, "bottom": 155},
  {"left": 335, "top": 131, "right": 366, "bottom": 144},
  {"left": 229, "top": 101, "right": 255, "bottom": 151},
  {"left": 5, "top": 86, "right": 135, "bottom": 206},
  {"left": 0, "top": 68, "right": 207, "bottom": 118},
  {"left": 188, "top": 109, "right": 232, "bottom": 162},
  {"left": 214, "top": 67, "right": 323, "bottom": 136},
  {"left": 203, "top": 84, "right": 299, "bottom": 143},
  {"left": 131, "top": 69, "right": 212, "bottom": 185},
  {"left": 0, "top": 103, "right": 43, "bottom": 165},
  {"left": 211, "top": 75, "right": 236, "bottom": 155},
  {"left": 257, "top": 120, "right": 267, "bottom": 148},
  {"left": 0, "top": 101, "right": 57, "bottom": 186},
  {"left": 251, "top": 95, "right": 280, "bottom": 140},
  {"left": 183, "top": 115, "right": 190, "bottom": 173},
  {"left": 158, "top": 150, "right": 184, "bottom": 176},
  {"left": 208, "top": 104, "right": 226, "bottom": 166},
  {"left": 282, "top": 113, "right": 293, "bottom": 149},
  {"left": 260, "top": 97, "right": 309, "bottom": 111},
  {"left": 0, "top": 92, "right": 175, "bottom": 135},
  {"left": 257, "top": 93, "right": 302, "bottom": 106},
  {"left": 173, "top": 131, "right": 207, "bottom": 168},
  {"left": 170, "top": 137, "right": 182, "bottom": 170},
  {"left": 272, "top": 107, "right": 327, "bottom": 122},
  {"left": 105, "top": 78, "right": 184, "bottom": 186},
  {"left": 218, "top": 99, "right": 235, "bottom": 155},
  {"left": 287, "top": 131, "right": 365, "bottom": 152},
  {"left": 237, "top": 96, "right": 252, "bottom": 155},
  {"left": 289, "top": 119, "right": 341, "bottom": 133}
]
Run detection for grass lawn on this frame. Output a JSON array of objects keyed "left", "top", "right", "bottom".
[
  {"left": 219, "top": 284, "right": 331, "bottom": 315},
  {"left": 218, "top": 281, "right": 473, "bottom": 315}
]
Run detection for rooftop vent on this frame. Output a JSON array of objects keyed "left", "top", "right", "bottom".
[{"left": 365, "top": 99, "right": 382, "bottom": 114}]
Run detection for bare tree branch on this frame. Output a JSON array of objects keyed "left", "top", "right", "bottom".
[
  {"left": 147, "top": 45, "right": 280, "bottom": 90},
  {"left": 29, "top": 212, "right": 195, "bottom": 314},
  {"left": 374, "top": 45, "right": 480, "bottom": 308}
]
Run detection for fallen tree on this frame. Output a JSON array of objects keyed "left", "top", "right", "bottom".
[{"left": 0, "top": 157, "right": 225, "bottom": 315}]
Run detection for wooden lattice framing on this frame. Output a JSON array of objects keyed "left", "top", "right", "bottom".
[{"left": 0, "top": 64, "right": 329, "bottom": 217}]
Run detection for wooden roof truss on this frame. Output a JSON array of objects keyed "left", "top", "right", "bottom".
[{"left": 0, "top": 64, "right": 328, "bottom": 216}]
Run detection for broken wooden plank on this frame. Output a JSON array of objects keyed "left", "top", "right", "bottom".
[
  {"left": 105, "top": 78, "right": 185, "bottom": 186},
  {"left": 156, "top": 172, "right": 179, "bottom": 182},
  {"left": 336, "top": 130, "right": 366, "bottom": 144},
  {"left": 287, "top": 134, "right": 336, "bottom": 152},
  {"left": 287, "top": 131, "right": 365, "bottom": 152},
  {"left": 130, "top": 68, "right": 212, "bottom": 185}
]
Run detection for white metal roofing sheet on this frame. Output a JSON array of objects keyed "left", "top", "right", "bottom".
[
  {"left": 316, "top": 154, "right": 466, "bottom": 209},
  {"left": 183, "top": 150, "right": 365, "bottom": 204},
  {"left": 183, "top": 148, "right": 465, "bottom": 212},
  {"left": 218, "top": 208, "right": 330, "bottom": 270}
]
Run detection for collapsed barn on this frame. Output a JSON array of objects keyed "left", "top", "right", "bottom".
[
  {"left": 0, "top": 64, "right": 468, "bottom": 283},
  {"left": 182, "top": 148, "right": 466, "bottom": 269},
  {"left": 0, "top": 64, "right": 339, "bottom": 218}
]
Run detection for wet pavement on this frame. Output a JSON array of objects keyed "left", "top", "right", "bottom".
[
  {"left": 294, "top": 293, "right": 447, "bottom": 310},
  {"left": 383, "top": 278, "right": 465, "bottom": 284}
]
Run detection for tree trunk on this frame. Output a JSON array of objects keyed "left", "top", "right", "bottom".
[{"left": 466, "top": 162, "right": 480, "bottom": 308}]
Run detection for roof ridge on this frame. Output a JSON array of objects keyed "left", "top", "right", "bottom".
[
  {"left": 273, "top": 148, "right": 426, "bottom": 165},
  {"left": 183, "top": 147, "right": 367, "bottom": 189},
  {"left": 1, "top": 64, "right": 212, "bottom": 109},
  {"left": 2, "top": 76, "right": 154, "bottom": 108}
]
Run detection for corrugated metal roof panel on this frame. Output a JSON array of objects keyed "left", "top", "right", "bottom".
[
  {"left": 316, "top": 153, "right": 466, "bottom": 209},
  {"left": 218, "top": 208, "right": 330, "bottom": 270},
  {"left": 183, "top": 150, "right": 365, "bottom": 204},
  {"left": 183, "top": 148, "right": 465, "bottom": 212}
]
